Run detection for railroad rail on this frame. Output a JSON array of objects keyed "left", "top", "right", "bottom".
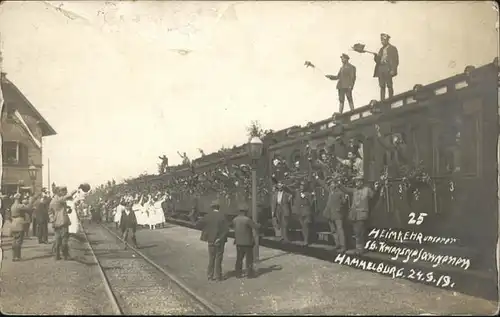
[{"left": 80, "top": 222, "right": 223, "bottom": 315}]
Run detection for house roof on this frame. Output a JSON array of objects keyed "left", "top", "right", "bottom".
[{"left": 1, "top": 73, "right": 57, "bottom": 137}]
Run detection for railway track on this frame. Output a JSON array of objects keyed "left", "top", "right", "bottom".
[{"left": 80, "top": 222, "right": 223, "bottom": 315}]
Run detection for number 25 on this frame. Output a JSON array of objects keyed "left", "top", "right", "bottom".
[{"left": 408, "top": 212, "right": 428, "bottom": 225}]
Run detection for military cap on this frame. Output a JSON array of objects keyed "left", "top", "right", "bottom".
[
  {"left": 381, "top": 33, "right": 390, "bottom": 40},
  {"left": 341, "top": 53, "right": 350, "bottom": 60}
]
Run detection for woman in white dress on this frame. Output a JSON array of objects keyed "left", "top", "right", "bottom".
[
  {"left": 113, "top": 202, "right": 123, "bottom": 230},
  {"left": 154, "top": 194, "right": 166, "bottom": 228},
  {"left": 141, "top": 194, "right": 153, "bottom": 228},
  {"left": 67, "top": 189, "right": 87, "bottom": 235},
  {"left": 134, "top": 195, "right": 146, "bottom": 227},
  {"left": 146, "top": 195, "right": 157, "bottom": 230}
]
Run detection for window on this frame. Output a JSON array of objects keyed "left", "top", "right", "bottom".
[
  {"left": 290, "top": 149, "right": 302, "bottom": 169},
  {"left": 2, "top": 142, "right": 18, "bottom": 164},
  {"left": 1, "top": 141, "right": 29, "bottom": 165},
  {"left": 460, "top": 112, "right": 481, "bottom": 176}
]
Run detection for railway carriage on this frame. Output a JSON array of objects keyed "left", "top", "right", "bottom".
[{"left": 115, "top": 61, "right": 498, "bottom": 267}]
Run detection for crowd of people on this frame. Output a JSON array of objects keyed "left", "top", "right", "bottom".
[{"left": 1, "top": 185, "right": 89, "bottom": 261}]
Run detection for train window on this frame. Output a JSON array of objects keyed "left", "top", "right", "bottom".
[
  {"left": 290, "top": 149, "right": 302, "bottom": 168},
  {"left": 460, "top": 112, "right": 481, "bottom": 176}
]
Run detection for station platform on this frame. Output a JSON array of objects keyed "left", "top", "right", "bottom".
[
  {"left": 108, "top": 222, "right": 498, "bottom": 315},
  {"left": 0, "top": 220, "right": 114, "bottom": 315},
  {"left": 165, "top": 217, "right": 498, "bottom": 302}
]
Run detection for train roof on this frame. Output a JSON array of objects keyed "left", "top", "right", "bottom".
[{"left": 132, "top": 60, "right": 499, "bottom": 184}]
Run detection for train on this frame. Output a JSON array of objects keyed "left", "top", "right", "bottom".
[{"left": 113, "top": 60, "right": 499, "bottom": 267}]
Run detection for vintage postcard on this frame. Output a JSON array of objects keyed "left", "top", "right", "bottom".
[{"left": 0, "top": 0, "right": 499, "bottom": 315}]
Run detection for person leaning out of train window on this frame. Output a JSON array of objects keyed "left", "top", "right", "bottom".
[
  {"left": 292, "top": 181, "right": 314, "bottom": 246},
  {"left": 336, "top": 146, "right": 363, "bottom": 179},
  {"left": 271, "top": 181, "right": 293, "bottom": 243},
  {"left": 375, "top": 124, "right": 408, "bottom": 168},
  {"left": 316, "top": 174, "right": 348, "bottom": 253},
  {"left": 338, "top": 176, "right": 382, "bottom": 255}
]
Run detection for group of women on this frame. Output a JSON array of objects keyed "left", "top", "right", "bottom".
[{"left": 112, "top": 193, "right": 167, "bottom": 230}]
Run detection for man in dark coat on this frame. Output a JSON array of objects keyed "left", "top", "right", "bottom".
[
  {"left": 232, "top": 203, "right": 260, "bottom": 278},
  {"left": 292, "top": 181, "right": 314, "bottom": 246},
  {"left": 326, "top": 53, "right": 357, "bottom": 114},
  {"left": 120, "top": 202, "right": 138, "bottom": 249},
  {"left": 373, "top": 33, "right": 399, "bottom": 100},
  {"left": 196, "top": 199, "right": 229, "bottom": 282},
  {"left": 34, "top": 194, "right": 51, "bottom": 244},
  {"left": 271, "top": 181, "right": 292, "bottom": 242}
]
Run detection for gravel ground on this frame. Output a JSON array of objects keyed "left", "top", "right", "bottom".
[
  {"left": 85, "top": 224, "right": 211, "bottom": 315},
  {"left": 115, "top": 223, "right": 499, "bottom": 315},
  {"left": 0, "top": 223, "right": 114, "bottom": 315}
]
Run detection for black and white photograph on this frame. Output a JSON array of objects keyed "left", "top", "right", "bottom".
[{"left": 0, "top": 0, "right": 499, "bottom": 315}]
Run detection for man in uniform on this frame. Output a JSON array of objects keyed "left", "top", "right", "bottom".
[
  {"left": 232, "top": 203, "right": 260, "bottom": 278},
  {"left": 373, "top": 33, "right": 399, "bottom": 101},
  {"left": 197, "top": 199, "right": 229, "bottom": 282},
  {"left": 339, "top": 176, "right": 381, "bottom": 254},
  {"left": 292, "top": 181, "right": 314, "bottom": 246},
  {"left": 10, "top": 192, "right": 41, "bottom": 261},
  {"left": 317, "top": 175, "right": 347, "bottom": 253},
  {"left": 271, "top": 181, "right": 292, "bottom": 243},
  {"left": 49, "top": 186, "right": 78, "bottom": 260},
  {"left": 326, "top": 53, "right": 357, "bottom": 114}
]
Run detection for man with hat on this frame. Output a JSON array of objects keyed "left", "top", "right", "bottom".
[
  {"left": 34, "top": 190, "right": 51, "bottom": 244},
  {"left": 120, "top": 201, "right": 138, "bottom": 249},
  {"left": 271, "top": 181, "right": 293, "bottom": 243},
  {"left": 339, "top": 175, "right": 381, "bottom": 255},
  {"left": 317, "top": 174, "right": 348, "bottom": 253},
  {"left": 292, "top": 180, "right": 314, "bottom": 246},
  {"left": 9, "top": 192, "right": 41, "bottom": 261},
  {"left": 49, "top": 186, "right": 78, "bottom": 260},
  {"left": 326, "top": 53, "right": 357, "bottom": 114},
  {"left": 373, "top": 33, "right": 399, "bottom": 101},
  {"left": 232, "top": 202, "right": 260, "bottom": 278},
  {"left": 197, "top": 199, "right": 230, "bottom": 281}
]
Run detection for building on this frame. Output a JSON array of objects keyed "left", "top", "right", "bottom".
[{"left": 0, "top": 72, "right": 56, "bottom": 194}]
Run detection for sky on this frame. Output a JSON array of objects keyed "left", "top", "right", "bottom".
[{"left": 0, "top": 1, "right": 498, "bottom": 190}]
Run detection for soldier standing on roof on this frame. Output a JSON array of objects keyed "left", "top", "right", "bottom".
[
  {"left": 326, "top": 53, "right": 356, "bottom": 115},
  {"left": 373, "top": 33, "right": 399, "bottom": 101}
]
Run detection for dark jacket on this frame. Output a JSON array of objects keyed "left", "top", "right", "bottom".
[
  {"left": 34, "top": 197, "right": 50, "bottom": 223},
  {"left": 336, "top": 62, "right": 356, "bottom": 89},
  {"left": 232, "top": 214, "right": 260, "bottom": 246},
  {"left": 317, "top": 179, "right": 346, "bottom": 221},
  {"left": 271, "top": 191, "right": 292, "bottom": 218},
  {"left": 120, "top": 209, "right": 137, "bottom": 231},
  {"left": 373, "top": 44, "right": 399, "bottom": 77},
  {"left": 197, "top": 211, "right": 229, "bottom": 245},
  {"left": 292, "top": 191, "right": 313, "bottom": 217}
]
